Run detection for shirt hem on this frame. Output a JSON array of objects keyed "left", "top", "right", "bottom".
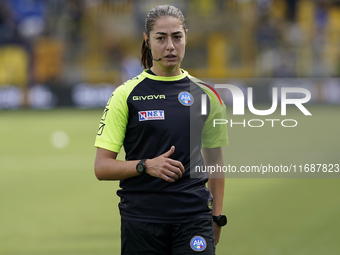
[
  {"left": 94, "top": 138, "right": 121, "bottom": 153},
  {"left": 202, "top": 140, "right": 228, "bottom": 148}
]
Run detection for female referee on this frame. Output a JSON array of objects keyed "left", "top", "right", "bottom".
[{"left": 94, "top": 5, "right": 228, "bottom": 255}]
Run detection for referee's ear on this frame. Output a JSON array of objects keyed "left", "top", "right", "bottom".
[{"left": 143, "top": 33, "right": 149, "bottom": 48}]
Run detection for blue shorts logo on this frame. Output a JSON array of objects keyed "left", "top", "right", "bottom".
[
  {"left": 190, "top": 236, "right": 207, "bottom": 252},
  {"left": 178, "top": 91, "right": 194, "bottom": 106}
]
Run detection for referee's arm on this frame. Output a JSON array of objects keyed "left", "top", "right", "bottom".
[
  {"left": 203, "top": 147, "right": 225, "bottom": 245},
  {"left": 95, "top": 146, "right": 184, "bottom": 182},
  {"left": 94, "top": 148, "right": 140, "bottom": 180}
]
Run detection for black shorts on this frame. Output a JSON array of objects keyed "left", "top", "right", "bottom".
[{"left": 121, "top": 218, "right": 215, "bottom": 255}]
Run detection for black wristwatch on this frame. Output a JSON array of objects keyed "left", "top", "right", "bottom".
[
  {"left": 136, "top": 159, "right": 147, "bottom": 175},
  {"left": 213, "top": 214, "right": 227, "bottom": 227}
]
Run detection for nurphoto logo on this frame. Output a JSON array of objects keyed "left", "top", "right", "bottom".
[{"left": 202, "top": 84, "right": 312, "bottom": 128}]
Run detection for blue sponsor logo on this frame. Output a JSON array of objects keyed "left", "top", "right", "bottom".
[
  {"left": 178, "top": 91, "right": 194, "bottom": 106},
  {"left": 190, "top": 236, "right": 207, "bottom": 252}
]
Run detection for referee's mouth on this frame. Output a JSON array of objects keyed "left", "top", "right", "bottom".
[{"left": 165, "top": 54, "right": 177, "bottom": 60}]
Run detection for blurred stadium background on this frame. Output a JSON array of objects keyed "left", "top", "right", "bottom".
[
  {"left": 1, "top": 0, "right": 340, "bottom": 255},
  {"left": 0, "top": 0, "right": 340, "bottom": 107}
]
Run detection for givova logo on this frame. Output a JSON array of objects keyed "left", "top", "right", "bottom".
[
  {"left": 190, "top": 236, "right": 207, "bottom": 252},
  {"left": 138, "top": 110, "right": 165, "bottom": 121},
  {"left": 132, "top": 94, "right": 165, "bottom": 100}
]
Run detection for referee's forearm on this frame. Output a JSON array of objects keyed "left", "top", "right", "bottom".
[
  {"left": 95, "top": 148, "right": 140, "bottom": 180},
  {"left": 95, "top": 158, "right": 140, "bottom": 180},
  {"left": 208, "top": 178, "right": 225, "bottom": 215},
  {"left": 203, "top": 147, "right": 225, "bottom": 215}
]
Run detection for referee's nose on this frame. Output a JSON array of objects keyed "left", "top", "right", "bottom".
[{"left": 166, "top": 37, "right": 175, "bottom": 51}]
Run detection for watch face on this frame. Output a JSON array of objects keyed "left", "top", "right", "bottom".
[
  {"left": 219, "top": 215, "right": 227, "bottom": 226},
  {"left": 136, "top": 159, "right": 147, "bottom": 174},
  {"left": 137, "top": 164, "right": 144, "bottom": 173},
  {"left": 137, "top": 161, "right": 146, "bottom": 174}
]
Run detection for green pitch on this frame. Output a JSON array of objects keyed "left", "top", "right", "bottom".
[{"left": 0, "top": 106, "right": 339, "bottom": 255}]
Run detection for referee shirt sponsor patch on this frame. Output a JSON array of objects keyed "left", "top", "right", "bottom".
[{"left": 138, "top": 110, "right": 165, "bottom": 121}]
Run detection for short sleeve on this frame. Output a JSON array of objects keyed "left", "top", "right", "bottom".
[
  {"left": 94, "top": 86, "right": 129, "bottom": 153},
  {"left": 202, "top": 98, "right": 228, "bottom": 148}
]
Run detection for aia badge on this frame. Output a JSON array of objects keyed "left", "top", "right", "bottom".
[
  {"left": 190, "top": 236, "right": 207, "bottom": 252},
  {"left": 138, "top": 110, "right": 165, "bottom": 121},
  {"left": 178, "top": 91, "right": 194, "bottom": 106}
]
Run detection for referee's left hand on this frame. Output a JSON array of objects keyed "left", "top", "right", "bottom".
[{"left": 145, "top": 146, "right": 185, "bottom": 182}]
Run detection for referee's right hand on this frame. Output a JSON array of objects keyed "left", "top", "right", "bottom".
[{"left": 145, "top": 146, "right": 185, "bottom": 182}]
